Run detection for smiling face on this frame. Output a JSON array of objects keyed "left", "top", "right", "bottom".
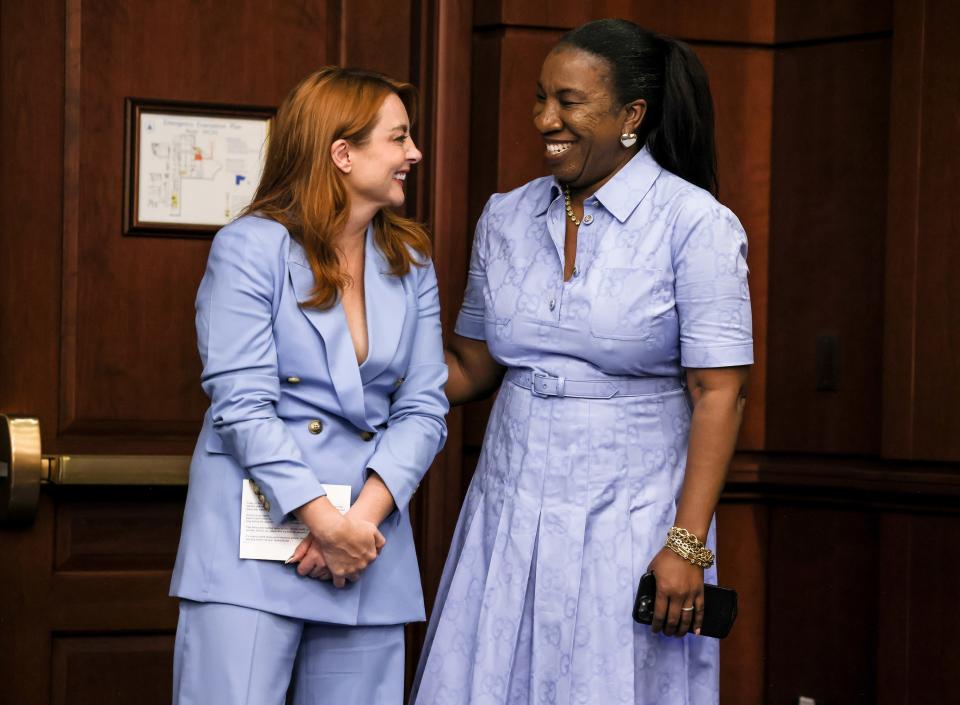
[
  {"left": 341, "top": 92, "right": 422, "bottom": 210},
  {"left": 533, "top": 47, "right": 645, "bottom": 193}
]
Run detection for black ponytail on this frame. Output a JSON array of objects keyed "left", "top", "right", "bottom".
[{"left": 558, "top": 19, "right": 718, "bottom": 195}]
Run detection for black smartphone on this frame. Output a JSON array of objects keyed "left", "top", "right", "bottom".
[{"left": 632, "top": 571, "right": 738, "bottom": 639}]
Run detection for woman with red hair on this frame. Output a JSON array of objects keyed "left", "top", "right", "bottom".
[{"left": 170, "top": 67, "right": 448, "bottom": 705}]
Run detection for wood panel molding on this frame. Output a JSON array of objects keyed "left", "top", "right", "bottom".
[
  {"left": 883, "top": 0, "right": 960, "bottom": 462},
  {"left": 51, "top": 635, "right": 174, "bottom": 705},
  {"left": 54, "top": 495, "right": 183, "bottom": 571},
  {"left": 880, "top": 0, "right": 923, "bottom": 459},
  {"left": 726, "top": 453, "right": 960, "bottom": 509},
  {"left": 474, "top": 0, "right": 891, "bottom": 44}
]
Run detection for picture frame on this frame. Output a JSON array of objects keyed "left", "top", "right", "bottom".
[{"left": 123, "top": 98, "right": 275, "bottom": 238}]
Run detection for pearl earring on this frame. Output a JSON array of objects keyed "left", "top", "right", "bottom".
[{"left": 620, "top": 132, "right": 638, "bottom": 148}]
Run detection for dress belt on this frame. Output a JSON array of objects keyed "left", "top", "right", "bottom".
[{"left": 505, "top": 369, "right": 683, "bottom": 399}]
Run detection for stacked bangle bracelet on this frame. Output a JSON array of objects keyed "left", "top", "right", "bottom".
[{"left": 665, "top": 526, "right": 715, "bottom": 568}]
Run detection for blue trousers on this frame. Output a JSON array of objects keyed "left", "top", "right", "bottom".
[{"left": 172, "top": 600, "right": 405, "bottom": 705}]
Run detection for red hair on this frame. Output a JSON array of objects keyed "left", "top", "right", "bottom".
[{"left": 242, "top": 67, "right": 430, "bottom": 309}]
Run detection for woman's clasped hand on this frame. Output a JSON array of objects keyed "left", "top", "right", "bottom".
[{"left": 287, "top": 499, "right": 386, "bottom": 587}]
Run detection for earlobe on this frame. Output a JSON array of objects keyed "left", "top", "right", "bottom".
[{"left": 330, "top": 139, "right": 352, "bottom": 174}]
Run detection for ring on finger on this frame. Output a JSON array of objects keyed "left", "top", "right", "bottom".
[{"left": 681, "top": 605, "right": 695, "bottom": 612}]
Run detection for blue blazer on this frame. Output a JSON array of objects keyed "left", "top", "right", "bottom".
[{"left": 170, "top": 215, "right": 449, "bottom": 625}]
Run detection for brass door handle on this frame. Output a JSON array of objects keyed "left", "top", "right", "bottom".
[
  {"left": 0, "top": 415, "right": 42, "bottom": 523},
  {"left": 1, "top": 414, "right": 189, "bottom": 523}
]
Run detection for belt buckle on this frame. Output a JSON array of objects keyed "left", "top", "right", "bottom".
[
  {"left": 531, "top": 372, "right": 553, "bottom": 397},
  {"left": 531, "top": 372, "right": 566, "bottom": 397}
]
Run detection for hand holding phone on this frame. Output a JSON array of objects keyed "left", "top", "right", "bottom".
[{"left": 633, "top": 571, "right": 738, "bottom": 639}]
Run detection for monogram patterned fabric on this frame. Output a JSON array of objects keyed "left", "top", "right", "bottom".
[{"left": 411, "top": 148, "right": 753, "bottom": 705}]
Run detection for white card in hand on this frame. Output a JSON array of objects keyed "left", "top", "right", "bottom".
[{"left": 239, "top": 480, "right": 351, "bottom": 561}]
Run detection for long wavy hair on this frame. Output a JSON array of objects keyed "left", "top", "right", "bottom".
[{"left": 242, "top": 67, "right": 431, "bottom": 309}]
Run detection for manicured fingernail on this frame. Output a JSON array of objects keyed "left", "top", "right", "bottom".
[
  {"left": 695, "top": 628, "right": 701, "bottom": 636},
  {"left": 284, "top": 556, "right": 296, "bottom": 564}
]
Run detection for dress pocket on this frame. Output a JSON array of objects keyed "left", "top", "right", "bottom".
[{"left": 589, "top": 267, "right": 674, "bottom": 340}]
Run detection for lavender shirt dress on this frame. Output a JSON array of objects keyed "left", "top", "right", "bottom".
[{"left": 411, "top": 148, "right": 753, "bottom": 705}]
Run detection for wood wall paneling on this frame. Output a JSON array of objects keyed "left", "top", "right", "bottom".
[
  {"left": 765, "top": 38, "right": 889, "bottom": 455},
  {"left": 900, "top": 514, "right": 960, "bottom": 703},
  {"left": 474, "top": 0, "right": 586, "bottom": 30},
  {"left": 340, "top": 0, "right": 412, "bottom": 77},
  {"left": 605, "top": 0, "right": 779, "bottom": 43},
  {"left": 51, "top": 635, "right": 175, "bottom": 705},
  {"left": 877, "top": 511, "right": 960, "bottom": 705},
  {"left": 765, "top": 506, "right": 878, "bottom": 705},
  {"left": 5, "top": 498, "right": 62, "bottom": 705},
  {"left": 880, "top": 0, "right": 924, "bottom": 459},
  {"left": 475, "top": 0, "right": 891, "bottom": 44},
  {"left": 877, "top": 0, "right": 960, "bottom": 463},
  {"left": 60, "top": 0, "right": 339, "bottom": 447},
  {"left": 908, "top": 0, "right": 960, "bottom": 461},
  {"left": 716, "top": 502, "right": 768, "bottom": 705},
  {"left": 773, "top": 0, "right": 892, "bottom": 44},
  {"left": 54, "top": 495, "right": 183, "bottom": 571},
  {"left": 876, "top": 513, "right": 910, "bottom": 705},
  {"left": 0, "top": 0, "right": 65, "bottom": 450}
]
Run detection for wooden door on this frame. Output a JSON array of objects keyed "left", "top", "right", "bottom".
[{"left": 0, "top": 1, "right": 474, "bottom": 702}]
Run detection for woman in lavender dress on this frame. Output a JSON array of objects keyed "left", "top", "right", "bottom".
[{"left": 412, "top": 19, "right": 752, "bottom": 705}]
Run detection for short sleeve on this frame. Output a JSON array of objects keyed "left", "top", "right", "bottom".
[
  {"left": 453, "top": 199, "right": 492, "bottom": 340},
  {"left": 672, "top": 201, "right": 754, "bottom": 368}
]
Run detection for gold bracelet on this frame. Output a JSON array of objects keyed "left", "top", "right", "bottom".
[{"left": 664, "top": 526, "right": 715, "bottom": 568}]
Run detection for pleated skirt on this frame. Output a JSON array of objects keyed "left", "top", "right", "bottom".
[{"left": 411, "top": 379, "right": 720, "bottom": 705}]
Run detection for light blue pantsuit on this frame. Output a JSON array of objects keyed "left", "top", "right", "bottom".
[
  {"left": 170, "top": 215, "right": 448, "bottom": 703},
  {"left": 173, "top": 600, "right": 405, "bottom": 705}
]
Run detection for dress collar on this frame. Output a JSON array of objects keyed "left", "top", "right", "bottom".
[{"left": 536, "top": 146, "right": 663, "bottom": 223}]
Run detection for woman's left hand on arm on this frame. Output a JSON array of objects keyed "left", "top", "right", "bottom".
[
  {"left": 649, "top": 365, "right": 749, "bottom": 638},
  {"left": 348, "top": 471, "right": 396, "bottom": 530}
]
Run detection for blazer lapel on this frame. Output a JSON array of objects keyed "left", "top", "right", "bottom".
[
  {"left": 360, "top": 225, "right": 406, "bottom": 383},
  {"left": 287, "top": 239, "right": 371, "bottom": 431}
]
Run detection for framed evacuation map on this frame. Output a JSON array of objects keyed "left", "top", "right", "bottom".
[{"left": 123, "top": 98, "right": 274, "bottom": 237}]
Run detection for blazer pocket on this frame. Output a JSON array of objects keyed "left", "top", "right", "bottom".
[{"left": 204, "top": 432, "right": 230, "bottom": 455}]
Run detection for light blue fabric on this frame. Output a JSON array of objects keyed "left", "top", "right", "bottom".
[
  {"left": 170, "top": 215, "right": 448, "bottom": 625},
  {"left": 411, "top": 148, "right": 752, "bottom": 705},
  {"left": 172, "top": 600, "right": 405, "bottom": 705}
]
